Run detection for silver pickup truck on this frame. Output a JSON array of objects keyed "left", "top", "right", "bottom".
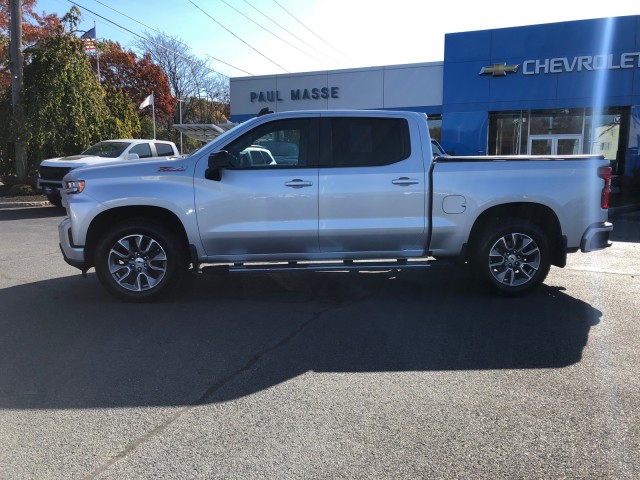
[{"left": 58, "top": 110, "right": 613, "bottom": 301}]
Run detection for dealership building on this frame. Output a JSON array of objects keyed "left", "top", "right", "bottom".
[{"left": 230, "top": 15, "right": 640, "bottom": 177}]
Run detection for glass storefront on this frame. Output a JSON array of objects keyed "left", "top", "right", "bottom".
[
  {"left": 488, "top": 108, "right": 629, "bottom": 174},
  {"left": 427, "top": 116, "right": 442, "bottom": 143}
]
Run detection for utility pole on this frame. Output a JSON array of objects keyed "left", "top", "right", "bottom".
[
  {"left": 9, "top": 0, "right": 28, "bottom": 180},
  {"left": 94, "top": 22, "right": 100, "bottom": 82}
]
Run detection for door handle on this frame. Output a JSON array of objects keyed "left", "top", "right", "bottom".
[
  {"left": 392, "top": 177, "right": 419, "bottom": 186},
  {"left": 285, "top": 179, "right": 313, "bottom": 188}
]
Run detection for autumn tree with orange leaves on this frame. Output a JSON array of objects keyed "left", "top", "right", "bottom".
[
  {"left": 91, "top": 41, "right": 174, "bottom": 124},
  {"left": 0, "top": 0, "right": 60, "bottom": 93}
]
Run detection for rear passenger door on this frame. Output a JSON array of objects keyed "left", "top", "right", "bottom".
[{"left": 318, "top": 115, "right": 427, "bottom": 254}]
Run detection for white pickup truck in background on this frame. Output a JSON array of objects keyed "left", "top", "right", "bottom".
[
  {"left": 37, "top": 139, "right": 179, "bottom": 206},
  {"left": 57, "top": 110, "right": 613, "bottom": 301}
]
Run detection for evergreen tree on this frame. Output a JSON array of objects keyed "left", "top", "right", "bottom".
[
  {"left": 23, "top": 32, "right": 110, "bottom": 164},
  {"left": 1, "top": 13, "right": 140, "bottom": 176}
]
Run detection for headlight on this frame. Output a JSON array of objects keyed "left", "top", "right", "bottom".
[{"left": 64, "top": 179, "right": 86, "bottom": 194}]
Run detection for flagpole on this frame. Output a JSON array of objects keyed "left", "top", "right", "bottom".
[
  {"left": 139, "top": 93, "right": 155, "bottom": 137},
  {"left": 95, "top": 21, "right": 100, "bottom": 83},
  {"left": 152, "top": 92, "right": 156, "bottom": 139}
]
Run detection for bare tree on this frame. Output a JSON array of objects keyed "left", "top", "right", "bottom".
[{"left": 133, "top": 32, "right": 229, "bottom": 124}]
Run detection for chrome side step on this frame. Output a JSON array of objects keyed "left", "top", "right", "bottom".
[{"left": 200, "top": 258, "right": 454, "bottom": 275}]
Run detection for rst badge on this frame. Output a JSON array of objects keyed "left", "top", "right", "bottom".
[{"left": 158, "top": 166, "right": 187, "bottom": 172}]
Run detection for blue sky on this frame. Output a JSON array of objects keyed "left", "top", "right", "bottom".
[{"left": 38, "top": 0, "right": 639, "bottom": 79}]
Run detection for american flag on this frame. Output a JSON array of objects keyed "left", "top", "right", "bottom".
[{"left": 80, "top": 27, "right": 96, "bottom": 54}]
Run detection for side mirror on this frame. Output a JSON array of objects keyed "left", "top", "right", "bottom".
[
  {"left": 205, "top": 150, "right": 231, "bottom": 181},
  {"left": 127, "top": 153, "right": 140, "bottom": 160}
]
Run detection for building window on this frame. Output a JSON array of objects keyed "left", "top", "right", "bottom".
[
  {"left": 586, "top": 109, "right": 628, "bottom": 174},
  {"left": 529, "top": 109, "right": 584, "bottom": 136},
  {"left": 427, "top": 116, "right": 442, "bottom": 143},
  {"left": 488, "top": 112, "right": 527, "bottom": 155},
  {"left": 488, "top": 108, "right": 629, "bottom": 174}
]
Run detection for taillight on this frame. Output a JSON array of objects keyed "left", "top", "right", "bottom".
[{"left": 598, "top": 165, "right": 612, "bottom": 209}]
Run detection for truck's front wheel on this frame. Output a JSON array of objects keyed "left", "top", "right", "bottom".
[
  {"left": 94, "top": 219, "right": 188, "bottom": 302},
  {"left": 46, "top": 193, "right": 62, "bottom": 208},
  {"left": 474, "top": 221, "right": 551, "bottom": 296}
]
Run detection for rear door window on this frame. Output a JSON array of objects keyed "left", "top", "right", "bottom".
[
  {"left": 129, "top": 143, "right": 152, "bottom": 159},
  {"left": 322, "top": 117, "right": 411, "bottom": 167},
  {"left": 155, "top": 143, "right": 175, "bottom": 156}
]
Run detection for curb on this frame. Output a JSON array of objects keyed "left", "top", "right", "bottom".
[{"left": 0, "top": 200, "right": 52, "bottom": 209}]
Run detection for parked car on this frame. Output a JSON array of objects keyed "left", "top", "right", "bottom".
[
  {"left": 36, "top": 139, "right": 179, "bottom": 207},
  {"left": 238, "top": 146, "right": 277, "bottom": 167},
  {"left": 255, "top": 141, "right": 300, "bottom": 165}
]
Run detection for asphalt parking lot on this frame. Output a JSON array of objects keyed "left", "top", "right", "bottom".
[{"left": 0, "top": 206, "right": 638, "bottom": 479}]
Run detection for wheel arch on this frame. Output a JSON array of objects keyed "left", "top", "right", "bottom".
[
  {"left": 85, "top": 206, "right": 191, "bottom": 268},
  {"left": 466, "top": 202, "right": 566, "bottom": 268}
]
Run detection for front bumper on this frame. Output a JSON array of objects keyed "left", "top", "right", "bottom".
[
  {"left": 58, "top": 217, "right": 87, "bottom": 271},
  {"left": 36, "top": 179, "right": 63, "bottom": 195},
  {"left": 580, "top": 222, "right": 613, "bottom": 252}
]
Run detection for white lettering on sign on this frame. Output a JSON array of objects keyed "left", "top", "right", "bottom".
[
  {"left": 250, "top": 87, "right": 340, "bottom": 103},
  {"left": 522, "top": 52, "right": 640, "bottom": 75}
]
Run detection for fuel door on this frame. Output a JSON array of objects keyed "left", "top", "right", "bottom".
[{"left": 442, "top": 195, "right": 466, "bottom": 214}]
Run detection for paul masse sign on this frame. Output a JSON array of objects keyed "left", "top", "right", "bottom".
[{"left": 250, "top": 87, "right": 340, "bottom": 103}]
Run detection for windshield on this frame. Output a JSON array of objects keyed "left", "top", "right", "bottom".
[{"left": 81, "top": 142, "right": 130, "bottom": 158}]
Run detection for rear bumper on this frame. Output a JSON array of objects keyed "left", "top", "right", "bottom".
[
  {"left": 58, "top": 217, "right": 88, "bottom": 271},
  {"left": 580, "top": 222, "right": 613, "bottom": 252}
]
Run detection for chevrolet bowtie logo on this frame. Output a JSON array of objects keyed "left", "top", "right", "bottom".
[{"left": 479, "top": 63, "right": 520, "bottom": 76}]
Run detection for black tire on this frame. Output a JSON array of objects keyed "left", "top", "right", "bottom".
[
  {"left": 473, "top": 220, "right": 551, "bottom": 296},
  {"left": 46, "top": 193, "right": 63, "bottom": 208},
  {"left": 94, "top": 219, "right": 188, "bottom": 302}
]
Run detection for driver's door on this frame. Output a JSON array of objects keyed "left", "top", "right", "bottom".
[{"left": 194, "top": 118, "right": 320, "bottom": 258}]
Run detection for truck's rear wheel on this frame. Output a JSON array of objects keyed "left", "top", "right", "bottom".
[
  {"left": 94, "top": 219, "right": 187, "bottom": 302},
  {"left": 474, "top": 220, "right": 550, "bottom": 296}
]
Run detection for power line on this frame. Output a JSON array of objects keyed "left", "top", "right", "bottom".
[
  {"left": 217, "top": 0, "right": 330, "bottom": 66},
  {"left": 66, "top": 0, "right": 221, "bottom": 74},
  {"left": 90, "top": 0, "right": 254, "bottom": 76},
  {"left": 186, "top": 0, "right": 290, "bottom": 74},
  {"left": 272, "top": 0, "right": 356, "bottom": 63},
  {"left": 65, "top": 0, "right": 231, "bottom": 79},
  {"left": 241, "top": 0, "right": 339, "bottom": 65}
]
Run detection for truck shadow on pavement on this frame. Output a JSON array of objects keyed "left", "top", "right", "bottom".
[
  {"left": 0, "top": 267, "right": 601, "bottom": 410},
  {"left": 609, "top": 210, "right": 640, "bottom": 243}
]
